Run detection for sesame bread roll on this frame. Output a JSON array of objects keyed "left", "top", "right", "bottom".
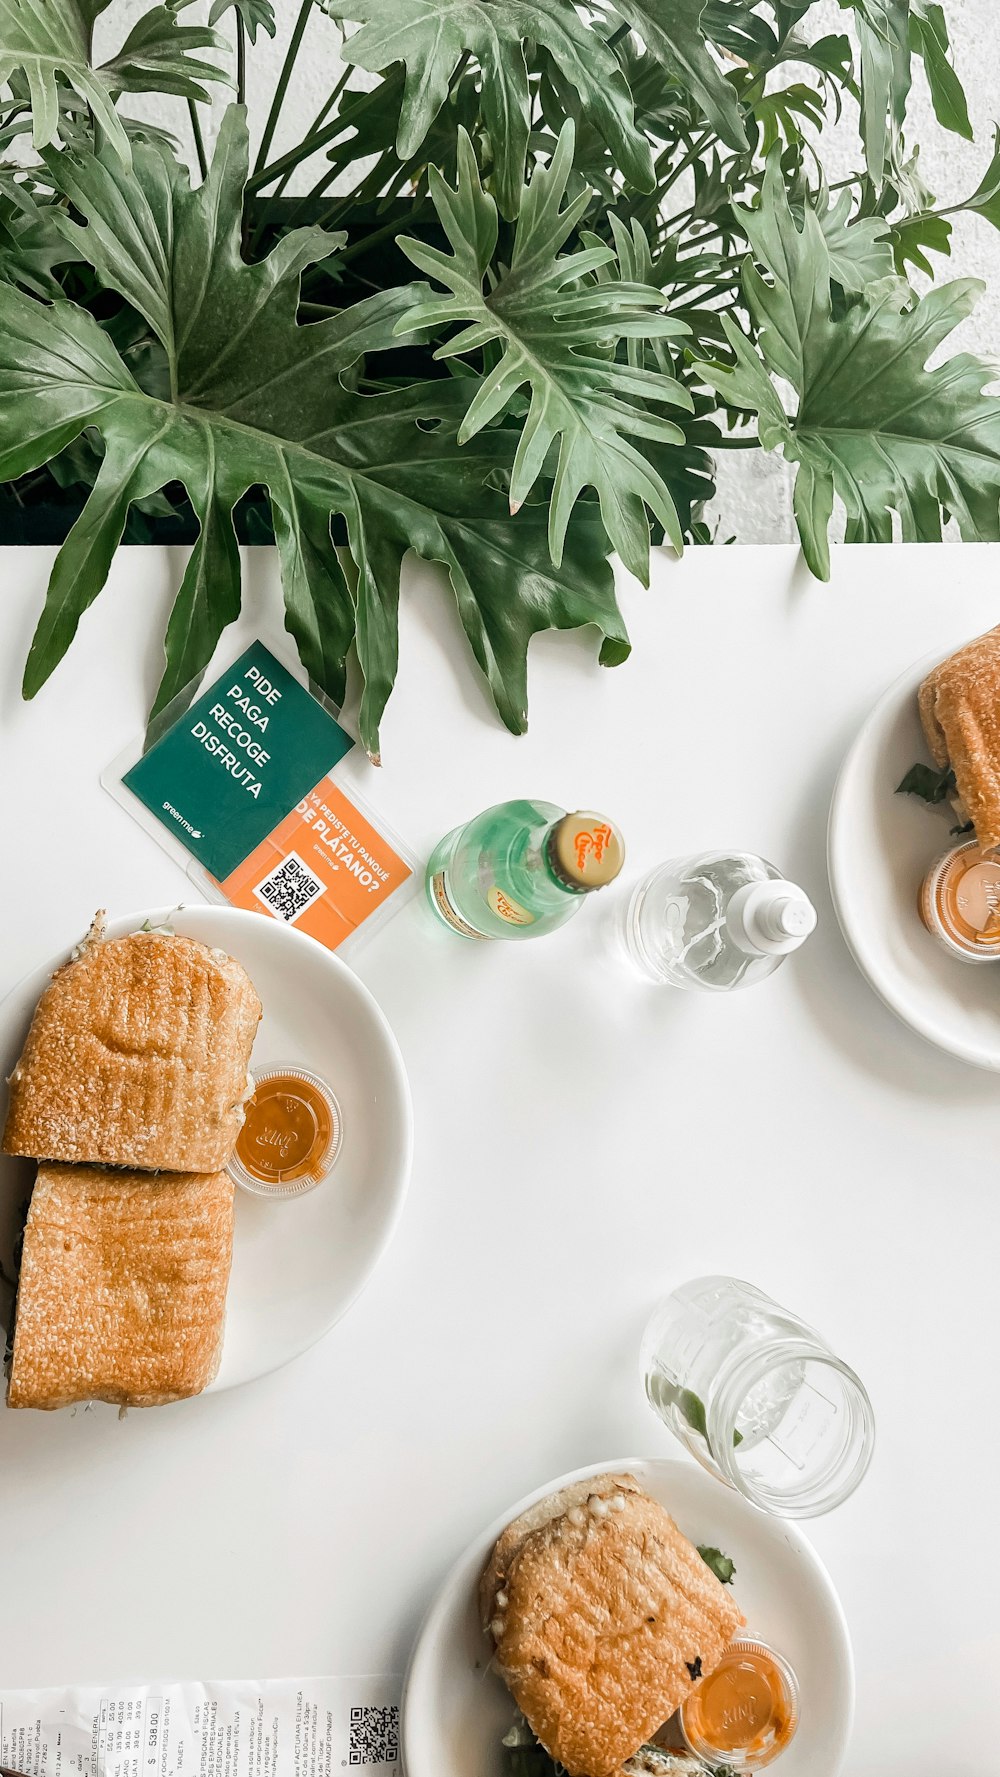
[
  {"left": 3, "top": 918, "right": 261, "bottom": 1172},
  {"left": 8, "top": 1163, "right": 235, "bottom": 1409},
  {"left": 481, "top": 1474, "right": 745, "bottom": 1777},
  {"left": 919, "top": 625, "right": 1000, "bottom": 850}
]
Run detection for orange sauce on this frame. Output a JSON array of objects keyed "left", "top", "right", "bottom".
[
  {"left": 680, "top": 1640, "right": 798, "bottom": 1769},
  {"left": 235, "top": 1071, "right": 336, "bottom": 1185},
  {"left": 921, "top": 841, "right": 1000, "bottom": 958}
]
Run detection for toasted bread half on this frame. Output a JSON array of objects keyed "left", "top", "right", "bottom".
[
  {"left": 919, "top": 625, "right": 1000, "bottom": 849},
  {"left": 8, "top": 1162, "right": 235, "bottom": 1409},
  {"left": 481, "top": 1474, "right": 745, "bottom": 1777},
  {"left": 3, "top": 921, "right": 261, "bottom": 1172}
]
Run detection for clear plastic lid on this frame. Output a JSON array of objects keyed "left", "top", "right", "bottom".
[
  {"left": 228, "top": 1064, "right": 342, "bottom": 1199},
  {"left": 679, "top": 1637, "right": 800, "bottom": 1770},
  {"left": 920, "top": 840, "right": 1000, "bottom": 962}
]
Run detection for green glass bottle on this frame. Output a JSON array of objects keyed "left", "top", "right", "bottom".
[{"left": 426, "top": 799, "right": 625, "bottom": 940}]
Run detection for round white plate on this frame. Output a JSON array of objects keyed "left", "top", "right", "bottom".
[
  {"left": 403, "top": 1456, "right": 854, "bottom": 1777},
  {"left": 0, "top": 904, "right": 412, "bottom": 1391},
  {"left": 829, "top": 648, "right": 1000, "bottom": 1071}
]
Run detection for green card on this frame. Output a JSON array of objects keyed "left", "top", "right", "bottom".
[{"left": 123, "top": 642, "right": 354, "bottom": 880}]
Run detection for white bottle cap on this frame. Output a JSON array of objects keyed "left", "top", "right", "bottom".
[{"left": 726, "top": 879, "right": 818, "bottom": 957}]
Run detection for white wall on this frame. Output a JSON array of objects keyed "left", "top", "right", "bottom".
[{"left": 98, "top": 0, "right": 1000, "bottom": 543}]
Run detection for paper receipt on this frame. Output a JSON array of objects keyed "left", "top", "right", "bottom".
[{"left": 0, "top": 1677, "right": 402, "bottom": 1777}]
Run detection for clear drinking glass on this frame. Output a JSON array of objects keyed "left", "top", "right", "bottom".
[{"left": 641, "top": 1277, "right": 875, "bottom": 1517}]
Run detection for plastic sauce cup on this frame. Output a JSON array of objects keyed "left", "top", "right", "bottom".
[
  {"left": 680, "top": 1637, "right": 800, "bottom": 1771},
  {"left": 229, "top": 1064, "right": 342, "bottom": 1198},
  {"left": 920, "top": 840, "right": 1000, "bottom": 962}
]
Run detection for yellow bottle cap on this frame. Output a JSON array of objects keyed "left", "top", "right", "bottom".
[{"left": 549, "top": 812, "right": 625, "bottom": 890}]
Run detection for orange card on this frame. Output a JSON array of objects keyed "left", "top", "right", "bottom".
[{"left": 218, "top": 777, "right": 412, "bottom": 951}]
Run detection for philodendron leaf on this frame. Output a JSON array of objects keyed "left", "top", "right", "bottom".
[
  {"left": 838, "top": 0, "right": 911, "bottom": 180},
  {"left": 318, "top": 0, "right": 653, "bottom": 219},
  {"left": 950, "top": 125, "right": 1000, "bottom": 234},
  {"left": 397, "top": 124, "right": 693, "bottom": 583},
  {"left": 613, "top": 0, "right": 748, "bottom": 151},
  {"left": 705, "top": 2, "right": 854, "bottom": 95},
  {"left": 812, "top": 180, "right": 894, "bottom": 293},
  {"left": 0, "top": 174, "right": 79, "bottom": 297},
  {"left": 208, "top": 0, "right": 277, "bottom": 43},
  {"left": 6, "top": 106, "right": 627, "bottom": 760},
  {"left": 0, "top": 0, "right": 229, "bottom": 159},
  {"left": 909, "top": 2, "right": 971, "bottom": 140},
  {"left": 889, "top": 209, "right": 952, "bottom": 277},
  {"left": 697, "top": 155, "right": 1000, "bottom": 579},
  {"left": 100, "top": 2, "right": 231, "bottom": 102},
  {"left": 750, "top": 79, "right": 831, "bottom": 156},
  {"left": 0, "top": 0, "right": 131, "bottom": 156}
]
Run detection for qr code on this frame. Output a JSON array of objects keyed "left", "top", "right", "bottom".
[
  {"left": 252, "top": 851, "right": 324, "bottom": 924},
  {"left": 348, "top": 1705, "right": 399, "bottom": 1765}
]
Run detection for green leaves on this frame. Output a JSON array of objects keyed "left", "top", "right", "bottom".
[
  {"left": 613, "top": 0, "right": 748, "bottom": 151},
  {"left": 209, "top": 0, "right": 277, "bottom": 43},
  {"left": 890, "top": 209, "right": 952, "bottom": 277},
  {"left": 7, "top": 107, "right": 628, "bottom": 758},
  {"left": 45, "top": 122, "right": 346, "bottom": 403},
  {"left": 897, "top": 761, "right": 955, "bottom": 803},
  {"left": 815, "top": 183, "right": 894, "bottom": 292},
  {"left": 697, "top": 1545, "right": 736, "bottom": 1585},
  {"left": 319, "top": 0, "right": 653, "bottom": 218},
  {"left": 397, "top": 124, "right": 692, "bottom": 582},
  {"left": 699, "top": 156, "right": 1000, "bottom": 578},
  {"left": 0, "top": 0, "right": 995, "bottom": 747},
  {"left": 99, "top": 3, "right": 230, "bottom": 103},
  {"left": 891, "top": 124, "right": 1000, "bottom": 279},
  {"left": 0, "top": 0, "right": 229, "bottom": 159},
  {"left": 836, "top": 0, "right": 971, "bottom": 181},
  {"left": 950, "top": 126, "right": 1000, "bottom": 234},
  {"left": 838, "top": 0, "right": 910, "bottom": 180},
  {"left": 748, "top": 81, "right": 826, "bottom": 154},
  {"left": 0, "top": 173, "right": 76, "bottom": 296},
  {"left": 910, "top": 3, "right": 971, "bottom": 138},
  {"left": 0, "top": 0, "right": 128, "bottom": 156}
]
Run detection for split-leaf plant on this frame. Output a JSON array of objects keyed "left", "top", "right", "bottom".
[{"left": 0, "top": 0, "right": 999, "bottom": 757}]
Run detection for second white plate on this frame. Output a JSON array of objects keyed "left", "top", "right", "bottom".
[
  {"left": 828, "top": 648, "right": 1000, "bottom": 1071},
  {"left": 403, "top": 1457, "right": 854, "bottom": 1777},
  {"left": 0, "top": 904, "right": 413, "bottom": 1392}
]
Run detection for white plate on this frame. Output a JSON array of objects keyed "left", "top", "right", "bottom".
[
  {"left": 828, "top": 648, "right": 1000, "bottom": 1071},
  {"left": 0, "top": 904, "right": 412, "bottom": 1392},
  {"left": 403, "top": 1456, "right": 854, "bottom": 1777}
]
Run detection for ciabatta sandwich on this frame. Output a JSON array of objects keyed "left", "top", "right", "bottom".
[
  {"left": 481, "top": 1473, "right": 745, "bottom": 1777},
  {"left": 919, "top": 625, "right": 1000, "bottom": 850},
  {"left": 8, "top": 1162, "right": 235, "bottom": 1409},
  {"left": 3, "top": 916, "right": 261, "bottom": 1172}
]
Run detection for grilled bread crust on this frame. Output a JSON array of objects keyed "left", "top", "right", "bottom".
[
  {"left": 481, "top": 1474, "right": 745, "bottom": 1777},
  {"left": 919, "top": 625, "right": 1000, "bottom": 850},
  {"left": 3, "top": 928, "right": 261, "bottom": 1172},
  {"left": 8, "top": 1163, "right": 235, "bottom": 1409}
]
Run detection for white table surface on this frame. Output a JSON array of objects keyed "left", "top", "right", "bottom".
[{"left": 1, "top": 541, "right": 998, "bottom": 1777}]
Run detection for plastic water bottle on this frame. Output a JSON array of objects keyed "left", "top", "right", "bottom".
[{"left": 617, "top": 851, "right": 816, "bottom": 990}]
